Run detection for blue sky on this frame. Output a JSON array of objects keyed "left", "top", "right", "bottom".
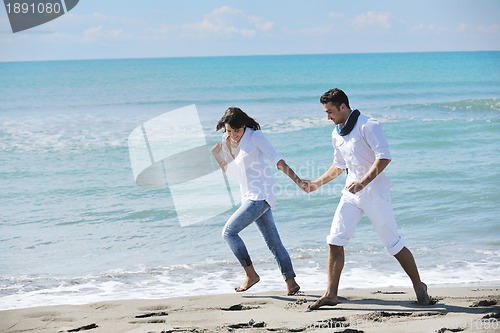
[{"left": 1, "top": 0, "right": 499, "bottom": 62}]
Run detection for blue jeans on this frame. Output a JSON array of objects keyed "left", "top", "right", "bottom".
[{"left": 222, "top": 199, "right": 296, "bottom": 281}]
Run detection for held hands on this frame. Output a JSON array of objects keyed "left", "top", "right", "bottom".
[
  {"left": 299, "top": 180, "right": 364, "bottom": 194},
  {"left": 299, "top": 180, "right": 320, "bottom": 193}
]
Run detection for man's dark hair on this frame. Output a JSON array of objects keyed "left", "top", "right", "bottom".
[{"left": 320, "top": 88, "right": 350, "bottom": 108}]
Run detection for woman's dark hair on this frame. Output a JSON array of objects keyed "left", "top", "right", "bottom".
[
  {"left": 216, "top": 107, "right": 261, "bottom": 131},
  {"left": 320, "top": 88, "right": 350, "bottom": 109}
]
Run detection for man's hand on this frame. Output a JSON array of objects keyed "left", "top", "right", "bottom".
[{"left": 345, "top": 180, "right": 365, "bottom": 194}]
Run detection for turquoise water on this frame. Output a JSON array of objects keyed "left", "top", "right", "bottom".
[{"left": 1, "top": 52, "right": 499, "bottom": 309}]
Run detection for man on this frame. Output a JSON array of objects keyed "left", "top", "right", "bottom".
[{"left": 303, "top": 88, "right": 431, "bottom": 310}]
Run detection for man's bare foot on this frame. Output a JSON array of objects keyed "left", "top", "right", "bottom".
[
  {"left": 235, "top": 275, "right": 260, "bottom": 292},
  {"left": 416, "top": 282, "right": 432, "bottom": 305},
  {"left": 307, "top": 296, "right": 338, "bottom": 310}
]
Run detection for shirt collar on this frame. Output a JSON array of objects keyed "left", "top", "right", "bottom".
[{"left": 339, "top": 110, "right": 354, "bottom": 129}]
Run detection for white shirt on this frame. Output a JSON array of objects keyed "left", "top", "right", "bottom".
[
  {"left": 222, "top": 129, "right": 283, "bottom": 209},
  {"left": 332, "top": 114, "right": 392, "bottom": 196}
]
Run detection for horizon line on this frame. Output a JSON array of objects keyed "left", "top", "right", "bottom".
[{"left": 1, "top": 49, "right": 499, "bottom": 64}]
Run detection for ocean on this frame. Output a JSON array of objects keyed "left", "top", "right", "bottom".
[{"left": 1, "top": 51, "right": 499, "bottom": 310}]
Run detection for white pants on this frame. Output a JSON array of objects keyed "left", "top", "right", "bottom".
[{"left": 326, "top": 190, "right": 405, "bottom": 256}]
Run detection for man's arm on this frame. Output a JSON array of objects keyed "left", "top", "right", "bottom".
[
  {"left": 304, "top": 164, "right": 344, "bottom": 193},
  {"left": 345, "top": 158, "right": 391, "bottom": 194}
]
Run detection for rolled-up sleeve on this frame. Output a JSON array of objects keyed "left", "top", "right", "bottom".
[
  {"left": 253, "top": 130, "right": 284, "bottom": 166},
  {"left": 362, "top": 119, "right": 391, "bottom": 160},
  {"left": 332, "top": 134, "right": 347, "bottom": 169}
]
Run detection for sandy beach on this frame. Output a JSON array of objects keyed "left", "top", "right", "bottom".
[{"left": 1, "top": 286, "right": 498, "bottom": 333}]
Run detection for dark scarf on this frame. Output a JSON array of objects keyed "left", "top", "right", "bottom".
[{"left": 336, "top": 109, "right": 360, "bottom": 136}]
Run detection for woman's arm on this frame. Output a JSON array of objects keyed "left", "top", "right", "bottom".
[
  {"left": 211, "top": 143, "right": 227, "bottom": 172},
  {"left": 277, "top": 159, "right": 303, "bottom": 187},
  {"left": 253, "top": 130, "right": 305, "bottom": 188}
]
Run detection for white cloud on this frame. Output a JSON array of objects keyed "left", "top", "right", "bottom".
[
  {"left": 248, "top": 15, "right": 274, "bottom": 32},
  {"left": 82, "top": 25, "right": 131, "bottom": 42},
  {"left": 477, "top": 24, "right": 500, "bottom": 34},
  {"left": 12, "top": 12, "right": 145, "bottom": 43},
  {"left": 352, "top": 11, "right": 391, "bottom": 29},
  {"left": 297, "top": 25, "right": 333, "bottom": 37},
  {"left": 328, "top": 12, "right": 345, "bottom": 21},
  {"left": 45, "top": 12, "right": 146, "bottom": 32},
  {"left": 458, "top": 23, "right": 470, "bottom": 33},
  {"left": 411, "top": 24, "right": 448, "bottom": 33},
  {"left": 146, "top": 23, "right": 178, "bottom": 37},
  {"left": 411, "top": 24, "right": 425, "bottom": 32},
  {"left": 437, "top": 22, "right": 499, "bottom": 34},
  {"left": 181, "top": 6, "right": 273, "bottom": 38}
]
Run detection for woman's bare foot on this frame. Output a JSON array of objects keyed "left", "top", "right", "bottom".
[
  {"left": 285, "top": 278, "right": 300, "bottom": 296},
  {"left": 416, "top": 282, "right": 432, "bottom": 305},
  {"left": 235, "top": 275, "right": 260, "bottom": 292},
  {"left": 287, "top": 284, "right": 301, "bottom": 296},
  {"left": 307, "top": 296, "right": 338, "bottom": 310}
]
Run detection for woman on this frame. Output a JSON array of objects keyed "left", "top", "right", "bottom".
[{"left": 211, "top": 107, "right": 302, "bottom": 295}]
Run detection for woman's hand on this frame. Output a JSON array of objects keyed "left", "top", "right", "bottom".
[
  {"left": 211, "top": 143, "right": 227, "bottom": 171},
  {"left": 211, "top": 143, "right": 222, "bottom": 155}
]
